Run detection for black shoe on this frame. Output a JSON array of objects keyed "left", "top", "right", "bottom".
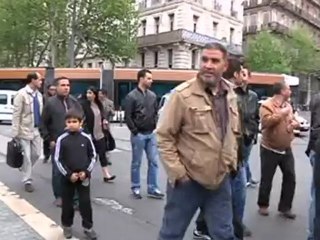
[
  {"left": 43, "top": 155, "right": 50, "bottom": 163},
  {"left": 147, "top": 189, "right": 165, "bottom": 199},
  {"left": 24, "top": 183, "right": 34, "bottom": 193},
  {"left": 132, "top": 189, "right": 142, "bottom": 199},
  {"left": 84, "top": 228, "right": 97, "bottom": 240},
  {"left": 63, "top": 226, "right": 73, "bottom": 239},
  {"left": 103, "top": 175, "right": 116, "bottom": 183},
  {"left": 193, "top": 229, "right": 211, "bottom": 240}
]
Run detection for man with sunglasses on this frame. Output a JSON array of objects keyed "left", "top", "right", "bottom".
[
  {"left": 12, "top": 72, "right": 43, "bottom": 192},
  {"left": 157, "top": 43, "right": 239, "bottom": 240}
]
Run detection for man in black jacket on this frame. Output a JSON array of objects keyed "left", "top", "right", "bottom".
[
  {"left": 124, "top": 69, "right": 164, "bottom": 200},
  {"left": 43, "top": 84, "right": 56, "bottom": 163},
  {"left": 40, "top": 77, "right": 83, "bottom": 207}
]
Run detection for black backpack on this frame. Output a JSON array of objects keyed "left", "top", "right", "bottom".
[{"left": 6, "top": 138, "right": 23, "bottom": 168}]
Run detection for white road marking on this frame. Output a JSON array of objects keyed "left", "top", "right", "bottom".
[{"left": 93, "top": 197, "right": 134, "bottom": 215}]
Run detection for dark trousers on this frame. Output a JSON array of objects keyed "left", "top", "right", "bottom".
[
  {"left": 52, "top": 150, "right": 79, "bottom": 203},
  {"left": 258, "top": 146, "right": 296, "bottom": 212},
  {"left": 61, "top": 178, "right": 93, "bottom": 229},
  {"left": 43, "top": 140, "right": 50, "bottom": 159},
  {"left": 93, "top": 138, "right": 108, "bottom": 167}
]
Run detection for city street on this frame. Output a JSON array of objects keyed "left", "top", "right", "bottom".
[{"left": 0, "top": 121, "right": 314, "bottom": 240}]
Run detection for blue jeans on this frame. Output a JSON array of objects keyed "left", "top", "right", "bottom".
[
  {"left": 158, "top": 176, "right": 235, "bottom": 240},
  {"left": 130, "top": 132, "right": 159, "bottom": 192},
  {"left": 243, "top": 144, "right": 253, "bottom": 183},
  {"left": 231, "top": 166, "right": 247, "bottom": 221}
]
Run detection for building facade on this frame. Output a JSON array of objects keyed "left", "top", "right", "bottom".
[
  {"left": 80, "top": 0, "right": 244, "bottom": 69},
  {"left": 243, "top": 0, "right": 320, "bottom": 43},
  {"left": 134, "top": 0, "right": 243, "bottom": 69}
]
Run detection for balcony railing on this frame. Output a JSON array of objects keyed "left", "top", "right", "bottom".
[
  {"left": 271, "top": 0, "right": 320, "bottom": 30},
  {"left": 261, "top": 21, "right": 289, "bottom": 34},
  {"left": 137, "top": 29, "right": 243, "bottom": 55}
]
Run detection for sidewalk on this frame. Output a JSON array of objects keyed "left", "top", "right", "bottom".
[
  {"left": 0, "top": 198, "right": 43, "bottom": 240},
  {"left": 0, "top": 182, "right": 64, "bottom": 240}
]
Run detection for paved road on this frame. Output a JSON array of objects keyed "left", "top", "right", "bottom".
[{"left": 0, "top": 123, "right": 313, "bottom": 240}]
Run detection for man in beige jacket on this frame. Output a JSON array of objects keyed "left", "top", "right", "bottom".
[
  {"left": 157, "top": 43, "right": 240, "bottom": 240},
  {"left": 12, "top": 72, "right": 43, "bottom": 192}
]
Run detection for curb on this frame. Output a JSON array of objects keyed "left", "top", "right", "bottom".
[{"left": 0, "top": 182, "right": 67, "bottom": 240}]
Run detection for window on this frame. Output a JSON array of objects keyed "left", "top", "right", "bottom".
[
  {"left": 168, "top": 49, "right": 173, "bottom": 68},
  {"left": 98, "top": 61, "right": 103, "bottom": 68},
  {"left": 230, "top": 28, "right": 234, "bottom": 43},
  {"left": 87, "top": 62, "right": 93, "bottom": 68},
  {"left": 0, "top": 95, "right": 7, "bottom": 105},
  {"left": 250, "top": 14, "right": 257, "bottom": 25},
  {"left": 169, "top": 14, "right": 174, "bottom": 31},
  {"left": 154, "top": 51, "right": 158, "bottom": 68},
  {"left": 141, "top": 53, "right": 145, "bottom": 67},
  {"left": 262, "top": 12, "right": 269, "bottom": 24},
  {"left": 154, "top": 17, "right": 160, "bottom": 34},
  {"left": 213, "top": 22, "right": 218, "bottom": 37},
  {"left": 141, "top": 20, "right": 147, "bottom": 35},
  {"left": 191, "top": 49, "right": 197, "bottom": 69},
  {"left": 11, "top": 95, "right": 15, "bottom": 105},
  {"left": 193, "top": 15, "right": 199, "bottom": 32}
]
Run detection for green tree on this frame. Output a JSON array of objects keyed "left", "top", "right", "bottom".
[
  {"left": 287, "top": 26, "right": 320, "bottom": 74},
  {"left": 75, "top": 0, "right": 139, "bottom": 67},
  {"left": 0, "top": 0, "right": 139, "bottom": 67},
  {"left": 0, "top": 0, "right": 50, "bottom": 67},
  {"left": 246, "top": 31, "right": 292, "bottom": 74}
]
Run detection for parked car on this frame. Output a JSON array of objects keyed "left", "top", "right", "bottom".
[
  {"left": 158, "top": 92, "right": 172, "bottom": 118},
  {"left": 0, "top": 90, "right": 17, "bottom": 123}
]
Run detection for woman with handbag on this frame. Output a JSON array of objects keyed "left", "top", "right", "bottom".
[{"left": 81, "top": 86, "right": 116, "bottom": 183}]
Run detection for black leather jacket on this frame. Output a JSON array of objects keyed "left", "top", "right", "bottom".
[
  {"left": 124, "top": 87, "right": 158, "bottom": 135},
  {"left": 234, "top": 86, "right": 259, "bottom": 145}
]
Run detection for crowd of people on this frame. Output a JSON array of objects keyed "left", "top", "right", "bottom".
[{"left": 10, "top": 41, "right": 319, "bottom": 240}]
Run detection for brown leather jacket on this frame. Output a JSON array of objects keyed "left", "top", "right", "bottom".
[
  {"left": 156, "top": 78, "right": 240, "bottom": 190},
  {"left": 260, "top": 98, "right": 296, "bottom": 151}
]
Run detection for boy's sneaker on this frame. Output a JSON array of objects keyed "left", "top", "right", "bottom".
[
  {"left": 132, "top": 189, "right": 142, "bottom": 199},
  {"left": 63, "top": 226, "right": 73, "bottom": 239},
  {"left": 147, "top": 189, "right": 165, "bottom": 199},
  {"left": 193, "top": 229, "right": 212, "bottom": 240},
  {"left": 84, "top": 228, "right": 98, "bottom": 240}
]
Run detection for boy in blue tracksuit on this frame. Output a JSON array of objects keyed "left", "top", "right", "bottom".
[{"left": 54, "top": 110, "right": 97, "bottom": 239}]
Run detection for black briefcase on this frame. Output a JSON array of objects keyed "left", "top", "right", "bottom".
[{"left": 6, "top": 138, "right": 23, "bottom": 168}]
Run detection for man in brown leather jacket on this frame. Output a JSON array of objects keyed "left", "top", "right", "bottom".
[
  {"left": 157, "top": 42, "right": 240, "bottom": 240},
  {"left": 258, "top": 81, "right": 299, "bottom": 219}
]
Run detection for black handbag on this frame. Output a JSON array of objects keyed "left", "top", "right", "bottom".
[
  {"left": 104, "top": 130, "right": 116, "bottom": 151},
  {"left": 6, "top": 138, "right": 24, "bottom": 168}
]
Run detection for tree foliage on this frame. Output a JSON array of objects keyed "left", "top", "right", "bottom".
[
  {"left": 0, "top": 0, "right": 139, "bottom": 67},
  {"left": 286, "top": 26, "right": 320, "bottom": 74},
  {"left": 246, "top": 31, "right": 291, "bottom": 74}
]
